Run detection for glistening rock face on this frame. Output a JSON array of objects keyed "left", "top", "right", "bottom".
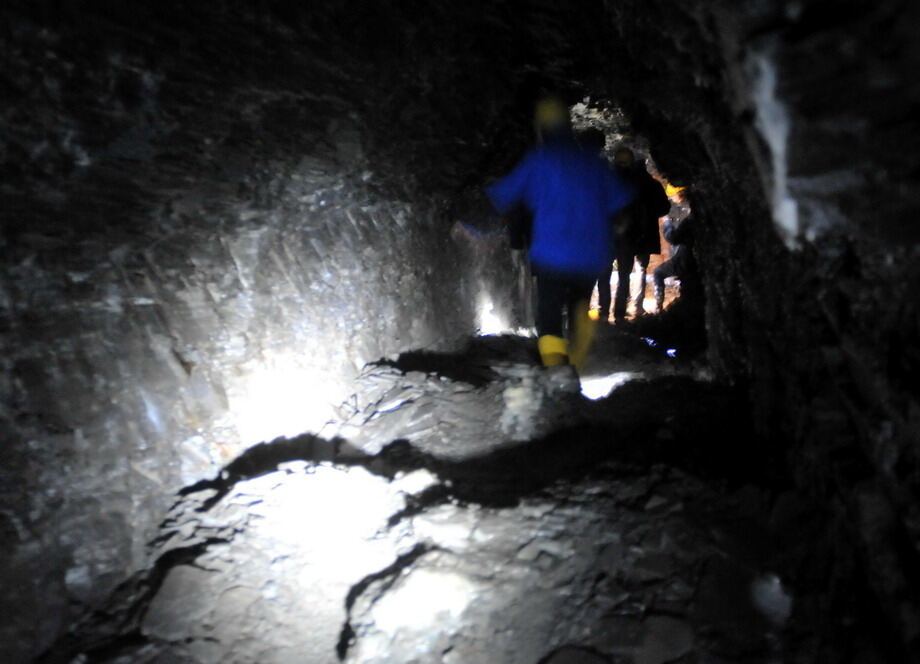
[
  {"left": 597, "top": 1, "right": 920, "bottom": 653},
  {"left": 36, "top": 345, "right": 795, "bottom": 664},
  {"left": 2, "top": 0, "right": 919, "bottom": 660},
  {"left": 1, "top": 3, "right": 550, "bottom": 657}
]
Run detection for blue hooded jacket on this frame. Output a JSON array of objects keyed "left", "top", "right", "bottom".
[{"left": 486, "top": 136, "right": 635, "bottom": 277}]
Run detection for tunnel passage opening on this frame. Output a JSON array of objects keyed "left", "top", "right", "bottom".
[
  {"left": 3, "top": 1, "right": 917, "bottom": 661},
  {"left": 463, "top": 90, "right": 709, "bottom": 402},
  {"left": 567, "top": 97, "right": 695, "bottom": 326}
]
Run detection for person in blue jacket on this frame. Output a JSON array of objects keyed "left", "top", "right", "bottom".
[{"left": 486, "top": 97, "right": 635, "bottom": 369}]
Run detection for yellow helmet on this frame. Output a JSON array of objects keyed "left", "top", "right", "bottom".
[
  {"left": 665, "top": 183, "right": 686, "bottom": 198},
  {"left": 534, "top": 96, "right": 569, "bottom": 133}
]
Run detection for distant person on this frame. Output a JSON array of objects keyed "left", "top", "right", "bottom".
[
  {"left": 486, "top": 97, "right": 634, "bottom": 370},
  {"left": 577, "top": 128, "right": 620, "bottom": 325},
  {"left": 653, "top": 198, "right": 699, "bottom": 312},
  {"left": 605, "top": 147, "right": 671, "bottom": 323}
]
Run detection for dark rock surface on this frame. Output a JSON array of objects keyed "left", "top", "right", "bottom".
[
  {"left": 1, "top": 3, "right": 540, "bottom": 657},
  {"left": 1, "top": 0, "right": 918, "bottom": 661},
  {"left": 597, "top": 1, "right": 920, "bottom": 656},
  {"left": 35, "top": 335, "right": 799, "bottom": 664}
]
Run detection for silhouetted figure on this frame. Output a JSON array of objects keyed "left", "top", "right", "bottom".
[
  {"left": 486, "top": 97, "right": 634, "bottom": 370},
  {"left": 654, "top": 211, "right": 699, "bottom": 311},
  {"left": 603, "top": 147, "right": 671, "bottom": 323},
  {"left": 577, "top": 128, "right": 619, "bottom": 324}
]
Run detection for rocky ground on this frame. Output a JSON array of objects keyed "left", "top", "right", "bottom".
[{"left": 33, "top": 318, "right": 832, "bottom": 664}]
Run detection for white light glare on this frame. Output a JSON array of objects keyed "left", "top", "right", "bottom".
[
  {"left": 229, "top": 352, "right": 341, "bottom": 446},
  {"left": 477, "top": 294, "right": 510, "bottom": 336},
  {"left": 351, "top": 565, "right": 481, "bottom": 663},
  {"left": 244, "top": 464, "right": 399, "bottom": 562},
  {"left": 372, "top": 568, "right": 476, "bottom": 633},
  {"left": 580, "top": 371, "right": 642, "bottom": 400}
]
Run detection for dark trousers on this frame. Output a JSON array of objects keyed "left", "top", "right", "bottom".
[
  {"left": 597, "top": 249, "right": 650, "bottom": 319},
  {"left": 653, "top": 250, "right": 700, "bottom": 308},
  {"left": 616, "top": 251, "right": 650, "bottom": 318},
  {"left": 534, "top": 269, "right": 595, "bottom": 338},
  {"left": 596, "top": 262, "right": 614, "bottom": 318},
  {"left": 653, "top": 258, "right": 678, "bottom": 302}
]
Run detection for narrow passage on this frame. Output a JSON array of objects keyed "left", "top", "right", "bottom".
[{"left": 40, "top": 324, "right": 808, "bottom": 664}]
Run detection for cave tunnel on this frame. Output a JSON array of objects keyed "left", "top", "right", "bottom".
[{"left": 2, "top": 1, "right": 919, "bottom": 662}]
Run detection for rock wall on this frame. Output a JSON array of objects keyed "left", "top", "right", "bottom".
[
  {"left": 2, "top": 0, "right": 919, "bottom": 659},
  {"left": 600, "top": 0, "right": 920, "bottom": 654},
  {"left": 0, "top": 2, "right": 551, "bottom": 658}
]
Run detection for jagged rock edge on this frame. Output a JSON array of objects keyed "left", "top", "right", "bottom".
[
  {"left": 35, "top": 391, "right": 755, "bottom": 663},
  {"left": 35, "top": 537, "right": 234, "bottom": 664}
]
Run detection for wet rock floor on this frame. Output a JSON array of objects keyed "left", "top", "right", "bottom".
[{"left": 38, "top": 322, "right": 817, "bottom": 664}]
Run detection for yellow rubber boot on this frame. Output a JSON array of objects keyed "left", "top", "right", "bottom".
[
  {"left": 568, "top": 299, "right": 596, "bottom": 372},
  {"left": 537, "top": 335, "right": 569, "bottom": 367}
]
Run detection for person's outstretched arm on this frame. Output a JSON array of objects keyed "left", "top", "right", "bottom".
[{"left": 485, "top": 152, "right": 536, "bottom": 214}]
